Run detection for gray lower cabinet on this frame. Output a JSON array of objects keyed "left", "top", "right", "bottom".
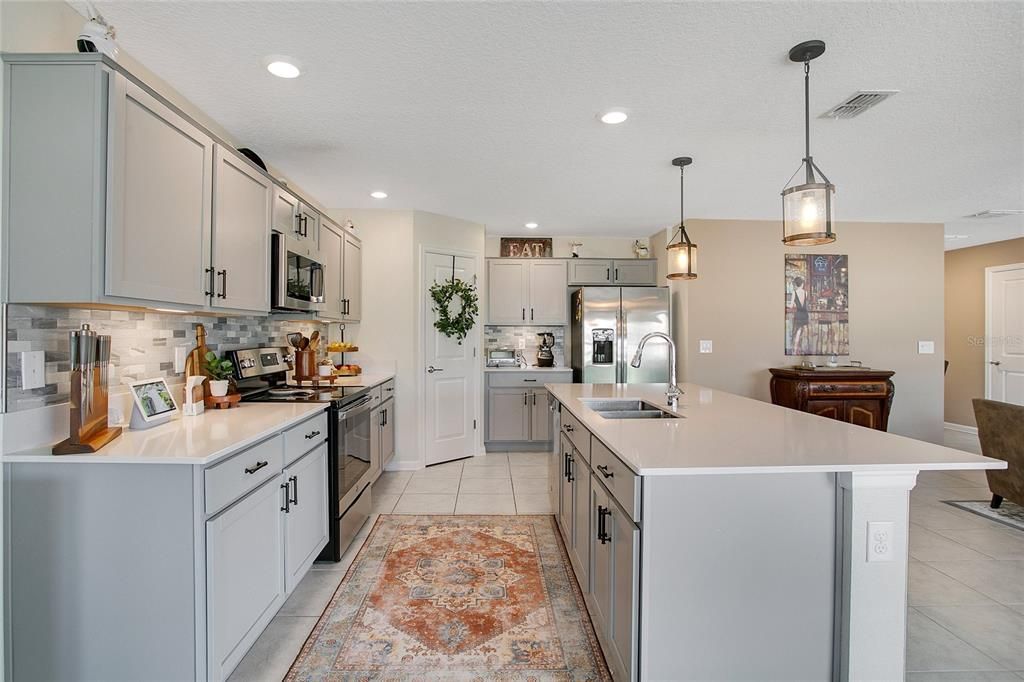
[
  {"left": 380, "top": 398, "right": 396, "bottom": 467},
  {"left": 485, "top": 371, "right": 572, "bottom": 445},
  {"left": 570, "top": 453, "right": 592, "bottom": 590},
  {"left": 558, "top": 434, "right": 575, "bottom": 541},
  {"left": 488, "top": 388, "right": 530, "bottom": 441}
]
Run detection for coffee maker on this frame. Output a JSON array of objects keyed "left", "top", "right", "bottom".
[{"left": 536, "top": 333, "right": 555, "bottom": 367}]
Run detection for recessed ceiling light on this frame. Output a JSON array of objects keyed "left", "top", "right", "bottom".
[
  {"left": 370, "top": 191, "right": 388, "bottom": 199},
  {"left": 525, "top": 222, "right": 539, "bottom": 229},
  {"left": 264, "top": 56, "right": 301, "bottom": 79},
  {"left": 599, "top": 110, "right": 628, "bottom": 125}
]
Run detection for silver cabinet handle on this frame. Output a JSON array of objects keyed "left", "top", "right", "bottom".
[{"left": 427, "top": 365, "right": 444, "bottom": 373}]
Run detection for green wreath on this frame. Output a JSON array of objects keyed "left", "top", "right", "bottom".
[{"left": 430, "top": 277, "right": 479, "bottom": 343}]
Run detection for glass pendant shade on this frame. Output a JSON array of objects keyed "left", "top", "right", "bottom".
[
  {"left": 666, "top": 237, "right": 697, "bottom": 280},
  {"left": 782, "top": 178, "right": 835, "bottom": 245}
]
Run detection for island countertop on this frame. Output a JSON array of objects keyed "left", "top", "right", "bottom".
[
  {"left": 2, "top": 402, "right": 327, "bottom": 466},
  {"left": 546, "top": 383, "right": 1005, "bottom": 476}
]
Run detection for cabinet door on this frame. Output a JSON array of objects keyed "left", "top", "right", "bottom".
[
  {"left": 530, "top": 390, "right": 552, "bottom": 441},
  {"left": 558, "top": 434, "right": 574, "bottom": 541},
  {"left": 283, "top": 444, "right": 329, "bottom": 593},
  {"left": 369, "top": 405, "right": 383, "bottom": 484},
  {"left": 549, "top": 408, "right": 561, "bottom": 511},
  {"left": 342, "top": 231, "right": 362, "bottom": 321},
  {"left": 571, "top": 460, "right": 591, "bottom": 592},
  {"left": 590, "top": 478, "right": 613, "bottom": 635},
  {"left": 318, "top": 222, "right": 344, "bottom": 318},
  {"left": 211, "top": 146, "right": 272, "bottom": 312},
  {"left": 568, "top": 259, "right": 613, "bottom": 286},
  {"left": 106, "top": 76, "right": 212, "bottom": 306},
  {"left": 487, "top": 260, "right": 528, "bottom": 324},
  {"left": 808, "top": 400, "right": 845, "bottom": 422},
  {"left": 272, "top": 187, "right": 301, "bottom": 239},
  {"left": 487, "top": 388, "right": 530, "bottom": 441},
  {"left": 296, "top": 203, "right": 320, "bottom": 251},
  {"left": 381, "top": 400, "right": 396, "bottom": 467},
  {"left": 206, "top": 474, "right": 286, "bottom": 680},
  {"left": 529, "top": 260, "right": 568, "bottom": 324},
  {"left": 845, "top": 400, "right": 882, "bottom": 430},
  {"left": 609, "top": 500, "right": 640, "bottom": 681},
  {"left": 612, "top": 259, "right": 657, "bottom": 286}
]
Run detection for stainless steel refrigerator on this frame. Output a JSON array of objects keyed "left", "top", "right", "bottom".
[{"left": 570, "top": 287, "right": 671, "bottom": 384}]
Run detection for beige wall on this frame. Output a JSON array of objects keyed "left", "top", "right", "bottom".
[
  {"left": 485, "top": 235, "right": 646, "bottom": 259},
  {"left": 944, "top": 237, "right": 1024, "bottom": 427},
  {"left": 650, "top": 219, "right": 947, "bottom": 443}
]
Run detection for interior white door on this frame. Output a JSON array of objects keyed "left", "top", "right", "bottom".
[
  {"left": 987, "top": 264, "right": 1024, "bottom": 406},
  {"left": 424, "top": 252, "right": 478, "bottom": 466}
]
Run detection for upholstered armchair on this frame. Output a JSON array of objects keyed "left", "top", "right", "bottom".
[{"left": 973, "top": 398, "right": 1024, "bottom": 508}]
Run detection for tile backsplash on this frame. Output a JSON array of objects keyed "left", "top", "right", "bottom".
[
  {"left": 484, "top": 325, "right": 565, "bottom": 367},
  {"left": 4, "top": 305, "right": 324, "bottom": 413}
]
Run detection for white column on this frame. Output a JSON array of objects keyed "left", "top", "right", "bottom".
[{"left": 836, "top": 470, "right": 918, "bottom": 681}]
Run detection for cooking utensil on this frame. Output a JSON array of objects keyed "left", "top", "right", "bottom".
[
  {"left": 298, "top": 336, "right": 310, "bottom": 351},
  {"left": 288, "top": 332, "right": 303, "bottom": 349},
  {"left": 308, "top": 330, "right": 320, "bottom": 351}
]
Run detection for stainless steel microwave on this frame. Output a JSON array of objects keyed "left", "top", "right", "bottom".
[{"left": 271, "top": 232, "right": 325, "bottom": 311}]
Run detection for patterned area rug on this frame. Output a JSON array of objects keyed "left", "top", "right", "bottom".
[
  {"left": 286, "top": 515, "right": 610, "bottom": 681},
  {"left": 945, "top": 499, "right": 1024, "bottom": 532}
]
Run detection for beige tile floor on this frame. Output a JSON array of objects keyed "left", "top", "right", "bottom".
[{"left": 230, "top": 435, "right": 1024, "bottom": 681}]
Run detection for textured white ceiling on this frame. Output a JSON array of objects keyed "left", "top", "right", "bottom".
[{"left": 90, "top": 1, "right": 1023, "bottom": 238}]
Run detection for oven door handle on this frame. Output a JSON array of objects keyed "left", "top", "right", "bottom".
[{"left": 338, "top": 395, "right": 374, "bottom": 420}]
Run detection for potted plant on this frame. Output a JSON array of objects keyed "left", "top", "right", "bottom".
[{"left": 204, "top": 351, "right": 234, "bottom": 397}]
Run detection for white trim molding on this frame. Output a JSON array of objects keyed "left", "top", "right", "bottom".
[{"left": 944, "top": 421, "right": 979, "bottom": 435}]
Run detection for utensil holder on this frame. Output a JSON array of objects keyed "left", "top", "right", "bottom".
[{"left": 294, "top": 350, "right": 317, "bottom": 379}]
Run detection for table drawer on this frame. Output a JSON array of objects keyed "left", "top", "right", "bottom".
[
  {"left": 284, "top": 411, "right": 329, "bottom": 466},
  {"left": 205, "top": 435, "right": 284, "bottom": 515},
  {"left": 809, "top": 382, "right": 888, "bottom": 397},
  {"left": 560, "top": 408, "right": 591, "bottom": 463},
  {"left": 488, "top": 371, "right": 572, "bottom": 388},
  {"left": 590, "top": 437, "right": 640, "bottom": 523}
]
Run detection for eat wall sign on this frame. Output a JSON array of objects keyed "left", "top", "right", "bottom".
[{"left": 500, "top": 237, "right": 553, "bottom": 258}]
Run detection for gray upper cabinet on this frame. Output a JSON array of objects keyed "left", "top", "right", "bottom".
[
  {"left": 106, "top": 76, "right": 214, "bottom": 306},
  {"left": 528, "top": 260, "right": 568, "bottom": 324},
  {"left": 487, "top": 260, "right": 528, "bottom": 324},
  {"left": 342, "top": 231, "right": 362, "bottom": 322},
  {"left": 318, "top": 221, "right": 344, "bottom": 319},
  {"left": 296, "top": 203, "right": 320, "bottom": 253},
  {"left": 210, "top": 146, "right": 272, "bottom": 312},
  {"left": 568, "top": 259, "right": 658, "bottom": 286},
  {"left": 568, "top": 259, "right": 614, "bottom": 286},
  {"left": 612, "top": 259, "right": 657, "bottom": 286},
  {"left": 272, "top": 187, "right": 301, "bottom": 240}
]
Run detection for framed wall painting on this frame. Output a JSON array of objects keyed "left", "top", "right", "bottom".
[{"left": 785, "top": 254, "right": 849, "bottom": 356}]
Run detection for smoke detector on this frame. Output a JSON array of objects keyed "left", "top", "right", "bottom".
[
  {"left": 965, "top": 209, "right": 1024, "bottom": 219},
  {"left": 821, "top": 91, "right": 899, "bottom": 119}
]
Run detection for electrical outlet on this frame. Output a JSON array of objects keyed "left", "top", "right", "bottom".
[
  {"left": 174, "top": 345, "right": 189, "bottom": 373},
  {"left": 867, "top": 521, "right": 895, "bottom": 562},
  {"left": 918, "top": 340, "right": 935, "bottom": 354},
  {"left": 20, "top": 350, "right": 45, "bottom": 390},
  {"left": 517, "top": 338, "right": 526, "bottom": 350},
  {"left": 699, "top": 340, "right": 713, "bottom": 354}
]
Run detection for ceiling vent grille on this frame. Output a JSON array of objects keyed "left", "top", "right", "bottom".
[
  {"left": 821, "top": 90, "right": 899, "bottom": 119},
  {"left": 966, "top": 209, "right": 1024, "bottom": 219}
]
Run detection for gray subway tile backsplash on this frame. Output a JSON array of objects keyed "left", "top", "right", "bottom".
[
  {"left": 4, "top": 304, "right": 323, "bottom": 413},
  {"left": 483, "top": 325, "right": 565, "bottom": 367}
]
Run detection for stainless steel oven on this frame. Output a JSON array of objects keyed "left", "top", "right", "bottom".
[
  {"left": 336, "top": 393, "right": 375, "bottom": 512},
  {"left": 271, "top": 232, "right": 325, "bottom": 311}
]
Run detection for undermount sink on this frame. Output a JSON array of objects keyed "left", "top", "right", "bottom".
[{"left": 581, "top": 399, "right": 681, "bottom": 420}]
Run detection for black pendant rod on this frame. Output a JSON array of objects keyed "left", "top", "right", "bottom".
[{"left": 672, "top": 156, "right": 693, "bottom": 244}]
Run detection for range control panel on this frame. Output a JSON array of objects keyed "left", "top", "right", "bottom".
[{"left": 230, "top": 347, "right": 293, "bottom": 379}]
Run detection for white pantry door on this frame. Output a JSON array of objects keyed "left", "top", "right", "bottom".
[
  {"left": 424, "top": 252, "right": 478, "bottom": 466},
  {"left": 987, "top": 263, "right": 1024, "bottom": 406}
]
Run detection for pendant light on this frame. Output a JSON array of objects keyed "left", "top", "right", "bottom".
[
  {"left": 667, "top": 156, "right": 697, "bottom": 280},
  {"left": 781, "top": 40, "right": 836, "bottom": 246}
]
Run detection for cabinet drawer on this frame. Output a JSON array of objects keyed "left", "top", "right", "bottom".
[
  {"left": 808, "top": 382, "right": 887, "bottom": 397},
  {"left": 591, "top": 438, "right": 640, "bottom": 523},
  {"left": 488, "top": 371, "right": 572, "bottom": 388},
  {"left": 205, "top": 435, "right": 284, "bottom": 515},
  {"left": 561, "top": 409, "right": 591, "bottom": 463},
  {"left": 283, "top": 411, "right": 329, "bottom": 466},
  {"left": 380, "top": 379, "right": 395, "bottom": 400}
]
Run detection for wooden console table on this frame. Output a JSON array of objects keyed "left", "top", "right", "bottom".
[{"left": 769, "top": 367, "right": 895, "bottom": 431}]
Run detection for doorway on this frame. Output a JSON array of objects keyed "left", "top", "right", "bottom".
[
  {"left": 985, "top": 262, "right": 1024, "bottom": 405},
  {"left": 421, "top": 250, "right": 480, "bottom": 466}
]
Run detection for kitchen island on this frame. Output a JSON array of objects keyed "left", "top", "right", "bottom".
[{"left": 545, "top": 382, "right": 1004, "bottom": 682}]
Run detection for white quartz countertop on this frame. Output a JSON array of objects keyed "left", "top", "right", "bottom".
[
  {"left": 484, "top": 366, "right": 572, "bottom": 372},
  {"left": 2, "top": 402, "right": 327, "bottom": 466},
  {"left": 547, "top": 383, "right": 1006, "bottom": 476}
]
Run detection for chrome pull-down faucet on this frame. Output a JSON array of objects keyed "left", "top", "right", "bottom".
[{"left": 630, "top": 332, "right": 681, "bottom": 407}]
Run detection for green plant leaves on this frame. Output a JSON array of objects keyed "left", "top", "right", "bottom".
[{"left": 429, "top": 277, "right": 479, "bottom": 343}]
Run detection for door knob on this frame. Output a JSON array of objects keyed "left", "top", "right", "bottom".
[
  {"left": 990, "top": 361, "right": 1002, "bottom": 366},
  {"left": 427, "top": 365, "right": 444, "bottom": 373}
]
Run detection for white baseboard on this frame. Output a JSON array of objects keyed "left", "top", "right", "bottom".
[
  {"left": 384, "top": 460, "right": 422, "bottom": 472},
  {"left": 944, "top": 422, "right": 978, "bottom": 435}
]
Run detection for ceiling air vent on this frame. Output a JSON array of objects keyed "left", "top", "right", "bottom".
[
  {"left": 821, "top": 90, "right": 899, "bottom": 119},
  {"left": 965, "top": 209, "right": 1024, "bottom": 219}
]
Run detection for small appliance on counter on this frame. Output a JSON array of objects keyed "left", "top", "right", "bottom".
[
  {"left": 536, "top": 333, "right": 555, "bottom": 367},
  {"left": 486, "top": 348, "right": 520, "bottom": 368},
  {"left": 53, "top": 324, "right": 122, "bottom": 455}
]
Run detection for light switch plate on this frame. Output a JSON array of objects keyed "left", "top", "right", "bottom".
[
  {"left": 174, "top": 345, "right": 189, "bottom": 373},
  {"left": 20, "top": 350, "right": 45, "bottom": 390},
  {"left": 699, "top": 340, "right": 713, "bottom": 354},
  {"left": 517, "top": 338, "right": 526, "bottom": 350},
  {"left": 867, "top": 521, "right": 895, "bottom": 562},
  {"left": 918, "top": 341, "right": 935, "bottom": 354}
]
